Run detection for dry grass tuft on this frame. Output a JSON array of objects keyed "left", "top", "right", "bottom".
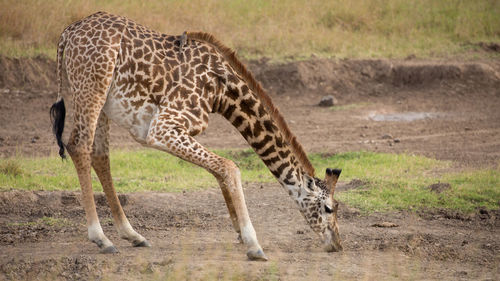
[
  {"left": 0, "top": 0, "right": 498, "bottom": 59},
  {"left": 0, "top": 160, "right": 23, "bottom": 177}
]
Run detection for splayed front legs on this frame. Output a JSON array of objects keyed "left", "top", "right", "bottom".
[{"left": 145, "top": 116, "right": 267, "bottom": 261}]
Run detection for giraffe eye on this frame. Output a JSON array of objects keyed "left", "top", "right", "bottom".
[{"left": 324, "top": 205, "right": 333, "bottom": 214}]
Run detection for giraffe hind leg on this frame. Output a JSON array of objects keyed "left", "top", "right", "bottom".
[
  {"left": 91, "top": 112, "right": 151, "bottom": 247},
  {"left": 66, "top": 111, "right": 117, "bottom": 254},
  {"left": 64, "top": 45, "right": 119, "bottom": 253}
]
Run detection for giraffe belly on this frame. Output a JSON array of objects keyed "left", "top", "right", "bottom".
[{"left": 102, "top": 89, "right": 157, "bottom": 144}]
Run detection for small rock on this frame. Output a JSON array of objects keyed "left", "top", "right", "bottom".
[
  {"left": 393, "top": 138, "right": 401, "bottom": 143},
  {"left": 31, "top": 136, "right": 40, "bottom": 143},
  {"left": 479, "top": 208, "right": 489, "bottom": 215},
  {"left": 381, "top": 134, "right": 393, "bottom": 140},
  {"left": 477, "top": 207, "right": 491, "bottom": 220},
  {"left": 296, "top": 230, "right": 304, "bottom": 234},
  {"left": 371, "top": 222, "right": 399, "bottom": 228},
  {"left": 318, "top": 95, "right": 337, "bottom": 107}
]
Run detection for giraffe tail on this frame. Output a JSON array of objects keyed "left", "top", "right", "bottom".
[{"left": 50, "top": 32, "right": 67, "bottom": 159}]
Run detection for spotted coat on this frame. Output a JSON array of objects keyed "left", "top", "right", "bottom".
[{"left": 50, "top": 12, "right": 343, "bottom": 259}]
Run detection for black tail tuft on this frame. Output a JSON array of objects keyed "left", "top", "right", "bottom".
[{"left": 50, "top": 99, "right": 66, "bottom": 159}]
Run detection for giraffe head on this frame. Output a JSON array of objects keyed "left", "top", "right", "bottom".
[{"left": 299, "top": 168, "right": 342, "bottom": 252}]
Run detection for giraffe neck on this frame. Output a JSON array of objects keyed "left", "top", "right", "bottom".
[{"left": 215, "top": 79, "right": 306, "bottom": 191}]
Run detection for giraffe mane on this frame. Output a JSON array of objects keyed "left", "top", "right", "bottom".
[{"left": 187, "top": 31, "right": 315, "bottom": 177}]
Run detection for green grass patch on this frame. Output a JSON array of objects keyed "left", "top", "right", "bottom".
[
  {"left": 0, "top": 149, "right": 275, "bottom": 193},
  {"left": 1, "top": 149, "right": 498, "bottom": 214},
  {"left": 0, "top": 159, "right": 24, "bottom": 177}
]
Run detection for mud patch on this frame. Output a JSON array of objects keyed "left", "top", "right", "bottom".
[
  {"left": 371, "top": 222, "right": 399, "bottom": 228},
  {"left": 426, "top": 182, "right": 451, "bottom": 193},
  {"left": 369, "top": 112, "right": 442, "bottom": 122},
  {"left": 0, "top": 255, "right": 103, "bottom": 281},
  {"left": 336, "top": 179, "right": 368, "bottom": 192}
]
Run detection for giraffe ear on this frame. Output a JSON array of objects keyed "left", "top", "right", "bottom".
[{"left": 325, "top": 168, "right": 341, "bottom": 196}]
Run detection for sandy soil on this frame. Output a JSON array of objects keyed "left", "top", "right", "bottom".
[
  {"left": 0, "top": 56, "right": 499, "bottom": 280},
  {"left": 0, "top": 188, "right": 498, "bottom": 280}
]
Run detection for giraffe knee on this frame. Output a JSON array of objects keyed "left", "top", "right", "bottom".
[
  {"left": 66, "top": 142, "right": 91, "bottom": 158},
  {"left": 66, "top": 134, "right": 93, "bottom": 156},
  {"left": 226, "top": 160, "right": 240, "bottom": 175},
  {"left": 217, "top": 159, "right": 241, "bottom": 183},
  {"left": 92, "top": 138, "right": 109, "bottom": 157}
]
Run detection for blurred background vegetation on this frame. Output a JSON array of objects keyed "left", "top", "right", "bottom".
[{"left": 0, "top": 0, "right": 499, "bottom": 59}]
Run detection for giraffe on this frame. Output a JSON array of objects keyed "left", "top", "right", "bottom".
[{"left": 50, "top": 12, "right": 343, "bottom": 261}]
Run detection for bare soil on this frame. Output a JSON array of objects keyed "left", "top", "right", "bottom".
[{"left": 0, "top": 56, "right": 499, "bottom": 280}]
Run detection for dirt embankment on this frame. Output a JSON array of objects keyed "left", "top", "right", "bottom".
[
  {"left": 2, "top": 55, "right": 499, "bottom": 96},
  {"left": 1, "top": 55, "right": 499, "bottom": 167},
  {"left": 250, "top": 58, "right": 500, "bottom": 99},
  {"left": 0, "top": 56, "right": 58, "bottom": 91}
]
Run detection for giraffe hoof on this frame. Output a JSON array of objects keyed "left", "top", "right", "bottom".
[
  {"left": 100, "top": 245, "right": 119, "bottom": 254},
  {"left": 133, "top": 240, "right": 152, "bottom": 248},
  {"left": 247, "top": 249, "right": 268, "bottom": 261}
]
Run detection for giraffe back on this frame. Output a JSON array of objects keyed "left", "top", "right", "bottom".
[{"left": 61, "top": 12, "right": 226, "bottom": 142}]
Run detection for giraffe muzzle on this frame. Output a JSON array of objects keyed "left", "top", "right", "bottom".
[{"left": 323, "top": 226, "right": 343, "bottom": 252}]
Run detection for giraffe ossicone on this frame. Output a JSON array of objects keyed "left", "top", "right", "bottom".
[{"left": 50, "top": 12, "right": 343, "bottom": 260}]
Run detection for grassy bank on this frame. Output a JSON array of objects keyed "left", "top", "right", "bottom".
[
  {"left": 1, "top": 149, "right": 498, "bottom": 213},
  {"left": 0, "top": 0, "right": 498, "bottom": 59}
]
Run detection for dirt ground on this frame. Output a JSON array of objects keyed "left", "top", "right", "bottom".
[{"left": 0, "top": 56, "right": 499, "bottom": 280}]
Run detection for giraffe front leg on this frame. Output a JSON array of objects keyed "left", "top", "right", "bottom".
[
  {"left": 217, "top": 179, "right": 242, "bottom": 243},
  {"left": 216, "top": 162, "right": 268, "bottom": 261},
  {"left": 145, "top": 119, "right": 267, "bottom": 261}
]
